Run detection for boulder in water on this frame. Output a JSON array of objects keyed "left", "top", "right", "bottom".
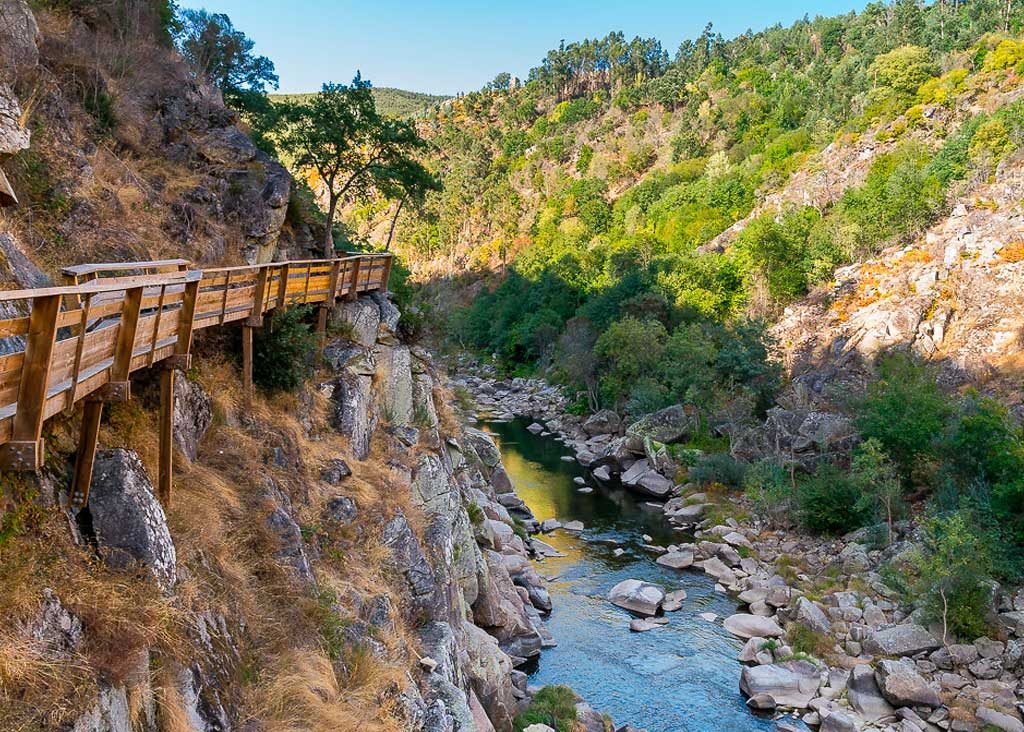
[{"left": 608, "top": 579, "right": 665, "bottom": 616}]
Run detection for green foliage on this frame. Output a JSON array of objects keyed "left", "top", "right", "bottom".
[
  {"left": 689, "top": 452, "right": 747, "bottom": 488},
  {"left": 277, "top": 74, "right": 439, "bottom": 256},
  {"left": 905, "top": 512, "right": 993, "bottom": 642},
  {"left": 796, "top": 462, "right": 871, "bottom": 535},
  {"left": 744, "top": 459, "right": 793, "bottom": 524},
  {"left": 869, "top": 45, "right": 937, "bottom": 98},
  {"left": 851, "top": 438, "right": 905, "bottom": 543},
  {"left": 514, "top": 685, "right": 579, "bottom": 732},
  {"left": 854, "top": 352, "right": 951, "bottom": 480},
  {"left": 253, "top": 306, "right": 317, "bottom": 393}
]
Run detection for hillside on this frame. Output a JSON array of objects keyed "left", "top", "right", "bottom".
[{"left": 272, "top": 87, "right": 450, "bottom": 118}]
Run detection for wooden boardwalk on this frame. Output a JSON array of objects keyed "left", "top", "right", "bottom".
[{"left": 0, "top": 253, "right": 393, "bottom": 507}]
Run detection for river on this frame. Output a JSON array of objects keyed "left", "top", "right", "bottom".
[{"left": 486, "top": 418, "right": 804, "bottom": 732}]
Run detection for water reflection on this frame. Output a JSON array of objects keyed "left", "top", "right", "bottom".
[{"left": 487, "top": 418, "right": 804, "bottom": 732}]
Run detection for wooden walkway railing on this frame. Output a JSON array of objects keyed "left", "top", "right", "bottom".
[{"left": 0, "top": 252, "right": 393, "bottom": 507}]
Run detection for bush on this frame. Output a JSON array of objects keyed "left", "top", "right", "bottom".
[
  {"left": 514, "top": 685, "right": 578, "bottom": 732},
  {"left": 744, "top": 459, "right": 793, "bottom": 524},
  {"left": 253, "top": 305, "right": 317, "bottom": 392},
  {"left": 854, "top": 352, "right": 950, "bottom": 480},
  {"left": 796, "top": 462, "right": 871, "bottom": 535},
  {"left": 690, "top": 452, "right": 747, "bottom": 488},
  {"left": 906, "top": 512, "right": 994, "bottom": 642}
]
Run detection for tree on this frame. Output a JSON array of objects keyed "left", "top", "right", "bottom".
[
  {"left": 852, "top": 438, "right": 904, "bottom": 544},
  {"left": 277, "top": 75, "right": 437, "bottom": 256},
  {"left": 854, "top": 352, "right": 951, "bottom": 480},
  {"left": 175, "top": 9, "right": 278, "bottom": 106},
  {"left": 175, "top": 9, "right": 279, "bottom": 151}
]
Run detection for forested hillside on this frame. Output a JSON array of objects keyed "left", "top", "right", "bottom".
[
  {"left": 384, "top": 2, "right": 1024, "bottom": 412},
  {"left": 272, "top": 87, "right": 450, "bottom": 118}
]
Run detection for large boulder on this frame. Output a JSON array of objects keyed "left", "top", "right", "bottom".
[
  {"left": 88, "top": 449, "right": 176, "bottom": 592},
  {"left": 461, "top": 621, "right": 516, "bottom": 732},
  {"left": 0, "top": 0, "right": 40, "bottom": 83},
  {"left": 172, "top": 372, "right": 212, "bottom": 462},
  {"left": 377, "top": 345, "right": 414, "bottom": 426},
  {"left": 583, "top": 409, "right": 621, "bottom": 436},
  {"left": 331, "top": 297, "right": 382, "bottom": 348},
  {"left": 724, "top": 614, "right": 785, "bottom": 639},
  {"left": 194, "top": 126, "right": 257, "bottom": 165},
  {"left": 794, "top": 597, "right": 832, "bottom": 635},
  {"left": 332, "top": 369, "right": 375, "bottom": 460},
  {"left": 607, "top": 579, "right": 665, "bottom": 616},
  {"left": 847, "top": 664, "right": 894, "bottom": 721},
  {"left": 863, "top": 624, "right": 941, "bottom": 657},
  {"left": 874, "top": 659, "right": 941, "bottom": 708},
  {"left": 260, "top": 478, "right": 315, "bottom": 586},
  {"left": 383, "top": 510, "right": 443, "bottom": 621},
  {"left": 0, "top": 84, "right": 29, "bottom": 156},
  {"left": 625, "top": 405, "right": 697, "bottom": 448},
  {"left": 739, "top": 661, "right": 820, "bottom": 708}
]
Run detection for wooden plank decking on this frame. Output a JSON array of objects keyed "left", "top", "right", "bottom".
[{"left": 0, "top": 253, "right": 393, "bottom": 475}]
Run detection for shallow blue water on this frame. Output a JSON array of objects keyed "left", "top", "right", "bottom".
[{"left": 487, "top": 419, "right": 803, "bottom": 732}]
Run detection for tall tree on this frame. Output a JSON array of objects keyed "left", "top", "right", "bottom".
[{"left": 277, "top": 75, "right": 438, "bottom": 256}]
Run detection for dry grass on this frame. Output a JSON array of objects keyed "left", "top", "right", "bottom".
[{"left": 250, "top": 650, "right": 405, "bottom": 732}]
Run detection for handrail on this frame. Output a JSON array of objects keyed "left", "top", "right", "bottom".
[{"left": 0, "top": 252, "right": 394, "bottom": 471}]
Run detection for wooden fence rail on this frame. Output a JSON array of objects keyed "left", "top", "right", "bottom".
[{"left": 0, "top": 252, "right": 393, "bottom": 507}]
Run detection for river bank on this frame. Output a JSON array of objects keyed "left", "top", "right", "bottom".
[{"left": 450, "top": 364, "right": 1024, "bottom": 732}]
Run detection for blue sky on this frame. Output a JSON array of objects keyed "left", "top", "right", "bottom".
[{"left": 201, "top": 0, "right": 868, "bottom": 95}]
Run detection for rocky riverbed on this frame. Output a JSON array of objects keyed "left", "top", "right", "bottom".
[{"left": 450, "top": 363, "right": 1024, "bottom": 732}]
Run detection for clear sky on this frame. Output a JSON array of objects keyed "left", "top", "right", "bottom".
[{"left": 199, "top": 0, "right": 869, "bottom": 96}]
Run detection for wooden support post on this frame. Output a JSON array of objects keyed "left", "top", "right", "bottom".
[
  {"left": 276, "top": 264, "right": 291, "bottom": 310},
  {"left": 246, "top": 266, "right": 270, "bottom": 327},
  {"left": 241, "top": 322, "right": 254, "bottom": 404},
  {"left": 380, "top": 255, "right": 393, "bottom": 293},
  {"left": 175, "top": 277, "right": 199, "bottom": 359},
  {"left": 158, "top": 367, "right": 173, "bottom": 506},
  {"left": 69, "top": 400, "right": 103, "bottom": 508},
  {"left": 347, "top": 258, "right": 361, "bottom": 301},
  {"left": 0, "top": 294, "right": 61, "bottom": 470}
]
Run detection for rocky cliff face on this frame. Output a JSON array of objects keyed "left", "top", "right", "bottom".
[
  {"left": 0, "top": 0, "right": 319, "bottom": 282},
  {"left": 772, "top": 150, "right": 1024, "bottom": 414},
  {"left": 0, "top": 292, "right": 548, "bottom": 732}
]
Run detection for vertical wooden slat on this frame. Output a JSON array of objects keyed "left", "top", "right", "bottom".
[
  {"left": 69, "top": 400, "right": 102, "bottom": 508},
  {"left": 158, "top": 368, "right": 173, "bottom": 506},
  {"left": 219, "top": 270, "right": 232, "bottom": 324},
  {"left": 147, "top": 284, "right": 167, "bottom": 366},
  {"left": 66, "top": 292, "right": 93, "bottom": 410},
  {"left": 248, "top": 266, "right": 270, "bottom": 325},
  {"left": 302, "top": 263, "right": 312, "bottom": 304}
]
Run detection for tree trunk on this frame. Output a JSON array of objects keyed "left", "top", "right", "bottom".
[
  {"left": 324, "top": 194, "right": 339, "bottom": 258},
  {"left": 385, "top": 198, "right": 405, "bottom": 252}
]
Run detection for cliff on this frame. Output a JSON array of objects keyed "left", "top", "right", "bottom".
[{"left": 0, "top": 289, "right": 551, "bottom": 732}]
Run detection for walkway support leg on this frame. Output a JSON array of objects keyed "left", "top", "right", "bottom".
[
  {"left": 158, "top": 368, "right": 174, "bottom": 507},
  {"left": 69, "top": 400, "right": 103, "bottom": 509},
  {"left": 242, "top": 324, "right": 254, "bottom": 404}
]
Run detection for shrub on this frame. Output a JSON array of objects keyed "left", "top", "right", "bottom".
[
  {"left": 689, "top": 452, "right": 747, "bottom": 488},
  {"left": 514, "top": 685, "right": 578, "bottom": 732},
  {"left": 854, "top": 352, "right": 950, "bottom": 480},
  {"left": 253, "top": 305, "right": 317, "bottom": 392},
  {"left": 851, "top": 438, "right": 905, "bottom": 544},
  {"left": 744, "top": 459, "right": 793, "bottom": 524},
  {"left": 796, "top": 462, "right": 870, "bottom": 535},
  {"left": 906, "top": 512, "right": 993, "bottom": 642}
]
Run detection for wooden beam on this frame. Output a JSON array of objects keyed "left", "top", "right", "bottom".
[
  {"left": 276, "top": 264, "right": 290, "bottom": 310},
  {"left": 380, "top": 255, "right": 393, "bottom": 293},
  {"left": 346, "top": 258, "right": 361, "bottom": 301},
  {"left": 158, "top": 368, "right": 173, "bottom": 506},
  {"left": 245, "top": 266, "right": 270, "bottom": 327},
  {"left": 0, "top": 293, "right": 61, "bottom": 470},
  {"left": 69, "top": 400, "right": 103, "bottom": 509},
  {"left": 175, "top": 278, "right": 199, "bottom": 358},
  {"left": 106, "top": 286, "right": 144, "bottom": 399},
  {"left": 242, "top": 323, "right": 254, "bottom": 404}
]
